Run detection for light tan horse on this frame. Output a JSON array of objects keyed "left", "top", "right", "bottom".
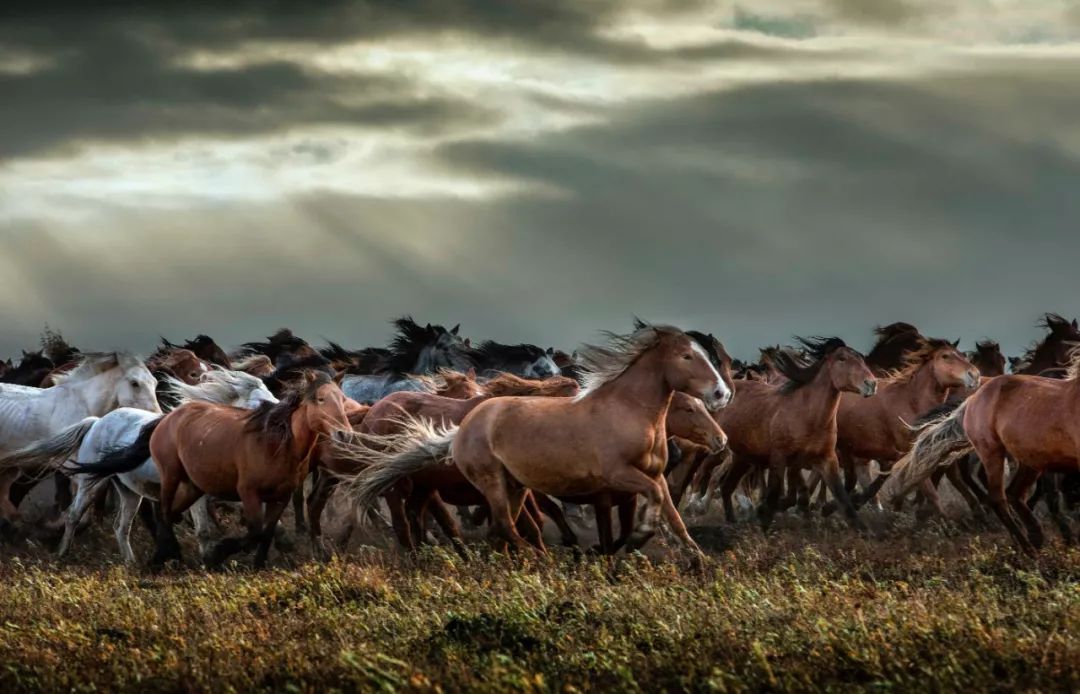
[{"left": 340, "top": 325, "right": 730, "bottom": 564}]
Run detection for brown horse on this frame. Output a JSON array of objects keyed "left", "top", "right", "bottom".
[
  {"left": 709, "top": 337, "right": 876, "bottom": 529},
  {"left": 559, "top": 391, "right": 728, "bottom": 554},
  {"left": 864, "top": 322, "right": 925, "bottom": 376},
  {"left": 160, "top": 335, "right": 232, "bottom": 369},
  {"left": 146, "top": 348, "right": 209, "bottom": 385},
  {"left": 340, "top": 325, "right": 730, "bottom": 563},
  {"left": 310, "top": 374, "right": 580, "bottom": 552},
  {"left": 829, "top": 338, "right": 978, "bottom": 517},
  {"left": 969, "top": 339, "right": 1006, "bottom": 378},
  {"left": 892, "top": 352, "right": 1080, "bottom": 553},
  {"left": 89, "top": 372, "right": 350, "bottom": 568}
]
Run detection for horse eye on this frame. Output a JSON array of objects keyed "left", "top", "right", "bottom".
[
  {"left": 130, "top": 380, "right": 140, "bottom": 388},
  {"left": 682, "top": 354, "right": 692, "bottom": 360}
]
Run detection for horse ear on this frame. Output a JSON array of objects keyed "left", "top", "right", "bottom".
[
  {"left": 546, "top": 347, "right": 554, "bottom": 355},
  {"left": 451, "top": 324, "right": 460, "bottom": 335},
  {"left": 466, "top": 367, "right": 476, "bottom": 380},
  {"left": 1073, "top": 319, "right": 1078, "bottom": 329},
  {"left": 952, "top": 339, "right": 960, "bottom": 348},
  {"left": 425, "top": 323, "right": 433, "bottom": 331},
  {"left": 463, "top": 338, "right": 471, "bottom": 348}
]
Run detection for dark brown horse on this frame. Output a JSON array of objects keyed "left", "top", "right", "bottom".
[
  {"left": 711, "top": 337, "right": 876, "bottom": 529},
  {"left": 864, "top": 322, "right": 924, "bottom": 376},
  {"left": 162, "top": 335, "right": 232, "bottom": 368}
]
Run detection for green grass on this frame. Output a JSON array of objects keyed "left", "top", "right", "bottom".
[{"left": 1, "top": 522, "right": 1078, "bottom": 692}]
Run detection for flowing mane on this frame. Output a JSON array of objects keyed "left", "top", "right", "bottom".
[
  {"left": 163, "top": 369, "right": 275, "bottom": 407},
  {"left": 882, "top": 337, "right": 959, "bottom": 384},
  {"left": 382, "top": 317, "right": 466, "bottom": 375},
  {"left": 49, "top": 352, "right": 142, "bottom": 386},
  {"left": 238, "top": 328, "right": 311, "bottom": 357},
  {"left": 686, "top": 330, "right": 730, "bottom": 371},
  {"left": 1013, "top": 313, "right": 1080, "bottom": 374},
  {"left": 484, "top": 371, "right": 580, "bottom": 397},
  {"left": 774, "top": 337, "right": 848, "bottom": 393},
  {"left": 865, "top": 322, "right": 923, "bottom": 372},
  {"left": 1066, "top": 345, "right": 1080, "bottom": 381},
  {"left": 470, "top": 341, "right": 547, "bottom": 366},
  {"left": 40, "top": 326, "right": 80, "bottom": 365},
  {"left": 574, "top": 325, "right": 677, "bottom": 400},
  {"left": 243, "top": 372, "right": 332, "bottom": 453}
]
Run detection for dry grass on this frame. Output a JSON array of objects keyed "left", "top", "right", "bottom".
[{"left": 0, "top": 510, "right": 1078, "bottom": 692}]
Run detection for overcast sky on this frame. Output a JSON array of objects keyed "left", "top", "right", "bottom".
[{"left": 1, "top": 1, "right": 1079, "bottom": 360}]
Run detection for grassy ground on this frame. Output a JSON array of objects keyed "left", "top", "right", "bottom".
[{"left": 0, "top": 509, "right": 1078, "bottom": 693}]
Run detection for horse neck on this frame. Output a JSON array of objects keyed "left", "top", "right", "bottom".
[
  {"left": 883, "top": 363, "right": 947, "bottom": 419},
  {"left": 786, "top": 365, "right": 843, "bottom": 430},
  {"left": 413, "top": 345, "right": 440, "bottom": 375},
  {"left": 286, "top": 408, "right": 319, "bottom": 463},
  {"left": 1024, "top": 340, "right": 1066, "bottom": 374},
  {"left": 593, "top": 350, "right": 673, "bottom": 425},
  {"left": 59, "top": 369, "right": 120, "bottom": 416}
]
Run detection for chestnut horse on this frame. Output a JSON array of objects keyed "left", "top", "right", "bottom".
[
  {"left": 709, "top": 338, "right": 876, "bottom": 529},
  {"left": 94, "top": 372, "right": 351, "bottom": 568},
  {"left": 340, "top": 325, "right": 730, "bottom": 564},
  {"left": 887, "top": 352, "right": 1080, "bottom": 553},
  {"left": 315, "top": 374, "right": 580, "bottom": 553},
  {"left": 828, "top": 338, "right": 978, "bottom": 517}
]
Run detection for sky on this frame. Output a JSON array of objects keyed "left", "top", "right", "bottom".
[{"left": 1, "top": 1, "right": 1079, "bottom": 360}]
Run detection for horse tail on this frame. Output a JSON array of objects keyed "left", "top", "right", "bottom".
[
  {"left": 0, "top": 417, "right": 98, "bottom": 479},
  {"left": 69, "top": 418, "right": 162, "bottom": 482},
  {"left": 881, "top": 401, "right": 972, "bottom": 502},
  {"left": 333, "top": 415, "right": 458, "bottom": 514}
]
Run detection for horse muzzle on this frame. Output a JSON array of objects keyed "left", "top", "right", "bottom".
[
  {"left": 860, "top": 380, "right": 877, "bottom": 398},
  {"left": 963, "top": 370, "right": 980, "bottom": 389},
  {"left": 709, "top": 433, "right": 728, "bottom": 454}
]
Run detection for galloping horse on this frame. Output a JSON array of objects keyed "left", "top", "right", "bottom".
[
  {"left": 829, "top": 338, "right": 978, "bottom": 517},
  {"left": 969, "top": 340, "right": 1006, "bottom": 378},
  {"left": 162, "top": 334, "right": 232, "bottom": 368},
  {"left": 340, "top": 318, "right": 474, "bottom": 403},
  {"left": 341, "top": 325, "right": 730, "bottom": 564},
  {"left": 0, "top": 353, "right": 160, "bottom": 527},
  {"left": 0, "top": 369, "right": 277, "bottom": 563},
  {"left": 234, "top": 328, "right": 319, "bottom": 365},
  {"left": 864, "top": 323, "right": 925, "bottom": 375},
  {"left": 886, "top": 351, "right": 1080, "bottom": 553},
  {"left": 710, "top": 338, "right": 876, "bottom": 529},
  {"left": 94, "top": 372, "right": 351, "bottom": 568},
  {"left": 313, "top": 374, "right": 580, "bottom": 553}
]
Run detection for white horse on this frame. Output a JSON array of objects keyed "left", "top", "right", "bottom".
[
  {"left": 0, "top": 352, "right": 160, "bottom": 521},
  {"left": 0, "top": 369, "right": 276, "bottom": 563}
]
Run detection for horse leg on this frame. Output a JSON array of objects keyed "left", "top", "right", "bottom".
[
  {"left": 253, "top": 499, "right": 289, "bottom": 569},
  {"left": 1008, "top": 466, "right": 1045, "bottom": 550},
  {"left": 138, "top": 500, "right": 158, "bottom": 537},
  {"left": 755, "top": 455, "right": 788, "bottom": 531},
  {"left": 1040, "top": 474, "right": 1075, "bottom": 545},
  {"left": 945, "top": 460, "right": 988, "bottom": 525},
  {"left": 981, "top": 451, "right": 1036, "bottom": 554},
  {"left": 780, "top": 467, "right": 801, "bottom": 512},
  {"left": 51, "top": 471, "right": 74, "bottom": 518},
  {"left": 188, "top": 497, "right": 218, "bottom": 565},
  {"left": 292, "top": 470, "right": 311, "bottom": 533},
  {"left": 668, "top": 447, "right": 704, "bottom": 509},
  {"left": 855, "top": 460, "right": 882, "bottom": 511},
  {"left": 113, "top": 484, "right": 143, "bottom": 565},
  {"left": 593, "top": 499, "right": 614, "bottom": 554},
  {"left": 207, "top": 488, "right": 264, "bottom": 568},
  {"left": 656, "top": 474, "right": 705, "bottom": 563},
  {"left": 719, "top": 454, "right": 750, "bottom": 523},
  {"left": 603, "top": 466, "right": 670, "bottom": 554},
  {"left": 532, "top": 492, "right": 577, "bottom": 547},
  {"left": 914, "top": 477, "right": 947, "bottom": 526},
  {"left": 153, "top": 473, "right": 186, "bottom": 568},
  {"left": 611, "top": 496, "right": 638, "bottom": 552},
  {"left": 306, "top": 472, "right": 338, "bottom": 551},
  {"left": 685, "top": 452, "right": 719, "bottom": 515},
  {"left": 387, "top": 487, "right": 416, "bottom": 550},
  {"left": 0, "top": 470, "right": 23, "bottom": 523},
  {"left": 515, "top": 492, "right": 547, "bottom": 553},
  {"left": 424, "top": 494, "right": 468, "bottom": 557},
  {"left": 57, "top": 477, "right": 108, "bottom": 558},
  {"left": 819, "top": 455, "right": 865, "bottom": 531},
  {"left": 957, "top": 454, "right": 990, "bottom": 506}
]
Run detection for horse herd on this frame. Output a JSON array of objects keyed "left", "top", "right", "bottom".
[{"left": 0, "top": 314, "right": 1077, "bottom": 570}]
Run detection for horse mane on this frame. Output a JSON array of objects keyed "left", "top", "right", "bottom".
[
  {"left": 163, "top": 369, "right": 275, "bottom": 407},
  {"left": 233, "top": 354, "right": 274, "bottom": 374},
  {"left": 574, "top": 325, "right": 679, "bottom": 400},
  {"left": 469, "top": 341, "right": 547, "bottom": 365},
  {"left": 686, "top": 330, "right": 729, "bottom": 370},
  {"left": 243, "top": 372, "right": 331, "bottom": 453},
  {"left": 1066, "top": 346, "right": 1080, "bottom": 381},
  {"left": 39, "top": 326, "right": 80, "bottom": 364},
  {"left": 884, "top": 337, "right": 958, "bottom": 384},
  {"left": 872, "top": 322, "right": 919, "bottom": 343},
  {"left": 774, "top": 337, "right": 847, "bottom": 393},
  {"left": 50, "top": 352, "right": 142, "bottom": 385},
  {"left": 1014, "top": 313, "right": 1080, "bottom": 373},
  {"left": 239, "top": 328, "right": 310, "bottom": 356},
  {"left": 383, "top": 316, "right": 458, "bottom": 375},
  {"left": 484, "top": 372, "right": 579, "bottom": 397}
]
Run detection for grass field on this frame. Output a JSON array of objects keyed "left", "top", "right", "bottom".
[{"left": 1, "top": 510, "right": 1078, "bottom": 693}]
